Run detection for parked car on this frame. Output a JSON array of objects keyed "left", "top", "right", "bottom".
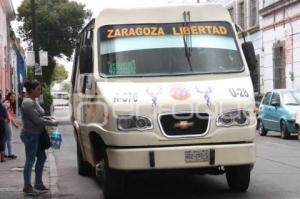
[
  {"left": 51, "top": 91, "right": 69, "bottom": 108},
  {"left": 257, "top": 89, "right": 300, "bottom": 139},
  {"left": 296, "top": 112, "right": 300, "bottom": 141}
]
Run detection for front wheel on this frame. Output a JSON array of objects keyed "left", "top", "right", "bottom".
[
  {"left": 77, "top": 142, "right": 93, "bottom": 176},
  {"left": 225, "top": 165, "right": 251, "bottom": 192},
  {"left": 97, "top": 154, "right": 125, "bottom": 199},
  {"left": 298, "top": 131, "right": 300, "bottom": 141}
]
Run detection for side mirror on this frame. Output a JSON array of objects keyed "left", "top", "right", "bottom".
[
  {"left": 242, "top": 42, "right": 257, "bottom": 73},
  {"left": 271, "top": 99, "right": 280, "bottom": 107},
  {"left": 79, "top": 45, "right": 93, "bottom": 74}
]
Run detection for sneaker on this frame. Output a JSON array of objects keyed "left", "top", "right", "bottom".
[
  {"left": 34, "top": 184, "right": 49, "bottom": 192},
  {"left": 23, "top": 187, "right": 40, "bottom": 196},
  {"left": 8, "top": 154, "right": 17, "bottom": 159}
]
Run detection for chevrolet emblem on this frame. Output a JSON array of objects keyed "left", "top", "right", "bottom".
[{"left": 174, "top": 121, "right": 194, "bottom": 129}]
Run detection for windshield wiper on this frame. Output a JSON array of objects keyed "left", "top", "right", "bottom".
[{"left": 183, "top": 11, "right": 193, "bottom": 71}]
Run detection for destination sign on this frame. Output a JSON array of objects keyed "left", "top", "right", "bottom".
[{"left": 100, "top": 22, "right": 233, "bottom": 41}]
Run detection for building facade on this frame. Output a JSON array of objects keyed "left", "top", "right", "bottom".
[
  {"left": 210, "top": 0, "right": 300, "bottom": 94},
  {"left": 209, "top": 0, "right": 262, "bottom": 96},
  {"left": 0, "top": 0, "right": 15, "bottom": 96},
  {"left": 260, "top": 0, "right": 300, "bottom": 91},
  {"left": 15, "top": 38, "right": 26, "bottom": 96}
]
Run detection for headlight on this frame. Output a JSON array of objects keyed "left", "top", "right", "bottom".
[
  {"left": 216, "top": 110, "right": 250, "bottom": 127},
  {"left": 117, "top": 115, "right": 153, "bottom": 131}
]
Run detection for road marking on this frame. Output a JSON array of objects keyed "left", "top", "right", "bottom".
[
  {"left": 0, "top": 187, "right": 20, "bottom": 192},
  {"left": 257, "top": 156, "right": 300, "bottom": 170},
  {"left": 48, "top": 149, "right": 61, "bottom": 199},
  {"left": 261, "top": 141, "right": 300, "bottom": 151}
]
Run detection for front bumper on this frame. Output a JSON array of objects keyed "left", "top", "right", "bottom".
[
  {"left": 107, "top": 143, "right": 256, "bottom": 170},
  {"left": 287, "top": 120, "right": 299, "bottom": 133}
]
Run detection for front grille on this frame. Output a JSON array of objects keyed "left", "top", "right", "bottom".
[{"left": 159, "top": 113, "right": 209, "bottom": 137}]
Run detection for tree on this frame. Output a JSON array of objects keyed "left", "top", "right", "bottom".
[
  {"left": 17, "top": 0, "right": 91, "bottom": 84},
  {"left": 62, "top": 81, "right": 71, "bottom": 92},
  {"left": 26, "top": 66, "right": 34, "bottom": 80},
  {"left": 53, "top": 63, "right": 68, "bottom": 81}
]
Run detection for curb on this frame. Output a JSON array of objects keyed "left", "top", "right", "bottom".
[{"left": 48, "top": 148, "right": 60, "bottom": 199}]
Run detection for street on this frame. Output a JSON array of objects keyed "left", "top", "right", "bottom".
[
  {"left": 52, "top": 108, "right": 300, "bottom": 199},
  {"left": 1, "top": 1, "right": 300, "bottom": 199}
]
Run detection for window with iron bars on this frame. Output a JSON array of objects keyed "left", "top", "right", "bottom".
[
  {"left": 238, "top": 1, "right": 245, "bottom": 29},
  {"left": 273, "top": 41, "right": 286, "bottom": 89},
  {"left": 249, "top": 0, "right": 258, "bottom": 27}
]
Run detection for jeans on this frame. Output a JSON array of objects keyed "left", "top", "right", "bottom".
[
  {"left": 5, "top": 123, "right": 13, "bottom": 155},
  {"left": 20, "top": 132, "right": 47, "bottom": 188}
]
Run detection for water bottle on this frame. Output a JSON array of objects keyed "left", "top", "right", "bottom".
[{"left": 50, "top": 128, "right": 62, "bottom": 150}]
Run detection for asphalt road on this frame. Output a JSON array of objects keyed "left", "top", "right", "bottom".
[{"left": 52, "top": 108, "right": 300, "bottom": 199}]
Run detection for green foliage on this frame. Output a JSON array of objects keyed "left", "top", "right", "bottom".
[
  {"left": 26, "top": 60, "right": 56, "bottom": 85},
  {"left": 53, "top": 64, "right": 68, "bottom": 81},
  {"left": 45, "top": 126, "right": 55, "bottom": 135},
  {"left": 41, "top": 84, "right": 53, "bottom": 116},
  {"left": 26, "top": 66, "right": 34, "bottom": 80},
  {"left": 17, "top": 0, "right": 91, "bottom": 85},
  {"left": 62, "top": 81, "right": 71, "bottom": 92},
  {"left": 18, "top": 0, "right": 91, "bottom": 58}
]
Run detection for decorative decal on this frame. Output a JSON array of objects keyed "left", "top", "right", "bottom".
[
  {"left": 146, "top": 87, "right": 163, "bottom": 108},
  {"left": 229, "top": 88, "right": 249, "bottom": 98},
  {"left": 170, "top": 87, "right": 191, "bottom": 101},
  {"left": 195, "top": 86, "right": 213, "bottom": 107},
  {"left": 113, "top": 92, "right": 138, "bottom": 103}
]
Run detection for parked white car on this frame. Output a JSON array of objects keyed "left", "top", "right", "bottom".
[{"left": 51, "top": 91, "right": 69, "bottom": 108}]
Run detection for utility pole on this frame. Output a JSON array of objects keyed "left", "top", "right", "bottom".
[
  {"left": 30, "top": 0, "right": 44, "bottom": 104},
  {"left": 30, "top": 0, "right": 40, "bottom": 78}
]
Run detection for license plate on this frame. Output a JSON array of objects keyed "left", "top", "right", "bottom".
[{"left": 185, "top": 150, "right": 210, "bottom": 163}]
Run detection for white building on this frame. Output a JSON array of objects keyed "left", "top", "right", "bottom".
[
  {"left": 260, "top": 0, "right": 300, "bottom": 91},
  {"left": 210, "top": 0, "right": 300, "bottom": 94},
  {"left": 209, "top": 0, "right": 262, "bottom": 97}
]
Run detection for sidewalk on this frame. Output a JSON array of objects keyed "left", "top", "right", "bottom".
[{"left": 0, "top": 123, "right": 54, "bottom": 198}]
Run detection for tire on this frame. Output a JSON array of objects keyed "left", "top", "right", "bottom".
[
  {"left": 298, "top": 132, "right": 300, "bottom": 141},
  {"left": 258, "top": 120, "right": 267, "bottom": 136},
  {"left": 225, "top": 165, "right": 251, "bottom": 192},
  {"left": 97, "top": 153, "right": 125, "bottom": 199},
  {"left": 280, "top": 121, "right": 290, "bottom": 139},
  {"left": 77, "top": 142, "right": 93, "bottom": 176}
]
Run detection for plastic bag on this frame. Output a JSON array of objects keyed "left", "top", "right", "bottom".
[{"left": 50, "top": 128, "right": 62, "bottom": 150}]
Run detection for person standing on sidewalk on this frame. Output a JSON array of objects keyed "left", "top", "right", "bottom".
[
  {"left": 3, "top": 92, "right": 19, "bottom": 159},
  {"left": 0, "top": 92, "right": 8, "bottom": 162},
  {"left": 21, "top": 80, "right": 58, "bottom": 196}
]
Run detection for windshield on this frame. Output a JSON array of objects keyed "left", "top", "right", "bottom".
[
  {"left": 283, "top": 91, "right": 300, "bottom": 105},
  {"left": 98, "top": 22, "right": 243, "bottom": 76}
]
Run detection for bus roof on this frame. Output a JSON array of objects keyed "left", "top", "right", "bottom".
[{"left": 95, "top": 3, "right": 232, "bottom": 28}]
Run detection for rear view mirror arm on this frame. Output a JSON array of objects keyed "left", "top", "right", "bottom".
[{"left": 235, "top": 24, "right": 246, "bottom": 43}]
